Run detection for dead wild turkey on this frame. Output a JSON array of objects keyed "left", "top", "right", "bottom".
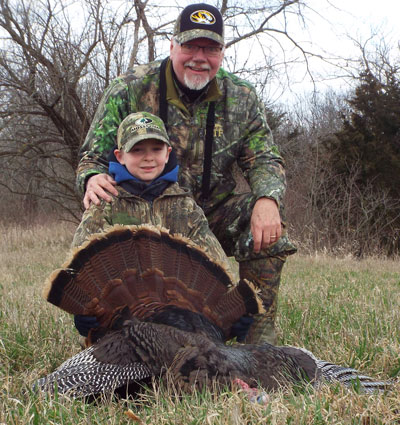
[{"left": 35, "top": 225, "right": 393, "bottom": 398}]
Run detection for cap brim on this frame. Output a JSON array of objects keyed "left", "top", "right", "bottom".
[
  {"left": 123, "top": 134, "right": 171, "bottom": 152},
  {"left": 174, "top": 29, "right": 224, "bottom": 45}
]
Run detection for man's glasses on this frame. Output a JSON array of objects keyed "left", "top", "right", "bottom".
[{"left": 180, "top": 43, "right": 223, "bottom": 57}]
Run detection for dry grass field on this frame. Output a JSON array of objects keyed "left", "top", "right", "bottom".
[{"left": 1, "top": 220, "right": 399, "bottom": 424}]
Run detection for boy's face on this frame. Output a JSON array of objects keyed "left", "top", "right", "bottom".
[{"left": 115, "top": 139, "right": 172, "bottom": 183}]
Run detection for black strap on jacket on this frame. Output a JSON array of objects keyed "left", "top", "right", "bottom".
[
  {"left": 158, "top": 57, "right": 216, "bottom": 201},
  {"left": 159, "top": 57, "right": 169, "bottom": 128},
  {"left": 200, "top": 101, "right": 215, "bottom": 202}
]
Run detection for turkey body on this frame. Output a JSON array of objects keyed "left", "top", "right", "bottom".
[{"left": 36, "top": 306, "right": 320, "bottom": 397}]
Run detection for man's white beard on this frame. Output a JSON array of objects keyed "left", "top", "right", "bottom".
[
  {"left": 183, "top": 62, "right": 211, "bottom": 90},
  {"left": 183, "top": 73, "right": 210, "bottom": 90}
]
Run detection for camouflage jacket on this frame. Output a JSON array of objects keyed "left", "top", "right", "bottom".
[
  {"left": 77, "top": 59, "right": 286, "bottom": 212},
  {"left": 72, "top": 183, "right": 233, "bottom": 274}
]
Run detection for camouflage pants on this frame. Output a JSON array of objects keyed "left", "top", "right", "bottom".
[
  {"left": 205, "top": 192, "right": 296, "bottom": 344},
  {"left": 239, "top": 257, "right": 284, "bottom": 344}
]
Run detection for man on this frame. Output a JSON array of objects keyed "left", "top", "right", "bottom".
[{"left": 76, "top": 3, "right": 297, "bottom": 344}]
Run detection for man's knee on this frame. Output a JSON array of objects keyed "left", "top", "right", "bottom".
[{"left": 239, "top": 257, "right": 285, "bottom": 290}]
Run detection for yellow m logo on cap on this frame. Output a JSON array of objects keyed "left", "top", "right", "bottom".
[{"left": 190, "top": 10, "right": 216, "bottom": 25}]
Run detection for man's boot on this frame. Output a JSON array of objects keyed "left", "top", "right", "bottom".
[{"left": 239, "top": 257, "right": 285, "bottom": 345}]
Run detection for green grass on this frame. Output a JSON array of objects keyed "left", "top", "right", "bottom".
[{"left": 1, "top": 221, "right": 399, "bottom": 424}]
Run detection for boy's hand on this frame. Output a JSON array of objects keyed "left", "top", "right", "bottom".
[{"left": 83, "top": 174, "right": 118, "bottom": 209}]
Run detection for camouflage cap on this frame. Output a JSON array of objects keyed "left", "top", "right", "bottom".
[
  {"left": 173, "top": 3, "right": 224, "bottom": 45},
  {"left": 117, "top": 112, "right": 171, "bottom": 152}
]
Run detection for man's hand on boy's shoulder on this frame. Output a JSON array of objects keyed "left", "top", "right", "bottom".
[{"left": 83, "top": 173, "right": 118, "bottom": 209}]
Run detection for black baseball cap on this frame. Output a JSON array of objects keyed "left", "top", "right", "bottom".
[{"left": 173, "top": 3, "right": 224, "bottom": 45}]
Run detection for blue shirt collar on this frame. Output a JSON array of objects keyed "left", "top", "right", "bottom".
[{"left": 109, "top": 161, "right": 179, "bottom": 185}]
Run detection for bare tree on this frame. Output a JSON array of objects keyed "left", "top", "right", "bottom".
[
  {"left": 0, "top": 0, "right": 136, "bottom": 220},
  {"left": 274, "top": 90, "right": 349, "bottom": 251}
]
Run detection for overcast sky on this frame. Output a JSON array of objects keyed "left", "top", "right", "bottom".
[{"left": 281, "top": 0, "right": 400, "bottom": 101}]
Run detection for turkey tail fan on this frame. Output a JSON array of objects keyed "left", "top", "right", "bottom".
[{"left": 43, "top": 224, "right": 262, "bottom": 337}]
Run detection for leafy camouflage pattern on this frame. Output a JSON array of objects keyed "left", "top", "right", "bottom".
[
  {"left": 174, "top": 28, "right": 224, "bottom": 45},
  {"left": 72, "top": 183, "right": 233, "bottom": 276},
  {"left": 77, "top": 59, "right": 287, "bottom": 216}
]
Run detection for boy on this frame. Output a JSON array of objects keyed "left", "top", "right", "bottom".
[{"left": 73, "top": 112, "right": 233, "bottom": 336}]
